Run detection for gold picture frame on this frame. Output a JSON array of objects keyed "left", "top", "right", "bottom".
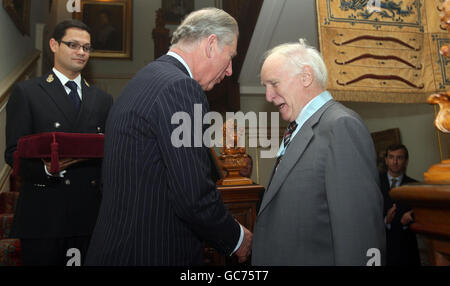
[
  {"left": 74, "top": 0, "right": 132, "bottom": 59},
  {"left": 2, "top": 0, "right": 31, "bottom": 35}
]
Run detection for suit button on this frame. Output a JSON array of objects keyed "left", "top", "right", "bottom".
[
  {"left": 91, "top": 180, "right": 97, "bottom": 187},
  {"left": 65, "top": 179, "right": 71, "bottom": 185}
]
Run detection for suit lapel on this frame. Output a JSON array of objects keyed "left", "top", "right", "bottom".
[
  {"left": 258, "top": 100, "right": 336, "bottom": 215},
  {"left": 39, "top": 72, "right": 78, "bottom": 125},
  {"left": 76, "top": 78, "right": 96, "bottom": 129}
]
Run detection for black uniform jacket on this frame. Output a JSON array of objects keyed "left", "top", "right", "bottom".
[{"left": 5, "top": 71, "right": 113, "bottom": 238}]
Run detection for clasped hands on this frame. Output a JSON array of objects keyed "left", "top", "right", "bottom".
[
  {"left": 235, "top": 224, "right": 253, "bottom": 263},
  {"left": 386, "top": 204, "right": 415, "bottom": 226}
]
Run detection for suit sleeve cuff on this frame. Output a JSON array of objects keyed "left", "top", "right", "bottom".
[{"left": 384, "top": 217, "right": 391, "bottom": 230}]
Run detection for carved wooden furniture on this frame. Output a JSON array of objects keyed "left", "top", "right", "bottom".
[
  {"left": 390, "top": 184, "right": 450, "bottom": 265},
  {"left": 203, "top": 184, "right": 264, "bottom": 266},
  {"left": 216, "top": 122, "right": 253, "bottom": 186},
  {"left": 390, "top": 0, "right": 450, "bottom": 266}
]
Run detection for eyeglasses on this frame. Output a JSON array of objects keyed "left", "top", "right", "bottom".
[{"left": 59, "top": 41, "right": 93, "bottom": 53}]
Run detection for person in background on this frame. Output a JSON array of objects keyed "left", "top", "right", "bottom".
[
  {"left": 5, "top": 20, "right": 113, "bottom": 266},
  {"left": 380, "top": 144, "right": 421, "bottom": 266}
]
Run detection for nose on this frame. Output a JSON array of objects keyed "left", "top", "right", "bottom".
[
  {"left": 265, "top": 87, "right": 274, "bottom": 103},
  {"left": 76, "top": 49, "right": 86, "bottom": 58},
  {"left": 76, "top": 46, "right": 87, "bottom": 56}
]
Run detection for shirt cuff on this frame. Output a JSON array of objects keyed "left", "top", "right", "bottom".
[
  {"left": 384, "top": 217, "right": 391, "bottom": 230},
  {"left": 44, "top": 164, "right": 66, "bottom": 177},
  {"left": 230, "top": 224, "right": 244, "bottom": 256}
]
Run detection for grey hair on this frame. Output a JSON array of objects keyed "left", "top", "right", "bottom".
[
  {"left": 262, "top": 39, "right": 328, "bottom": 88},
  {"left": 170, "top": 7, "right": 238, "bottom": 49}
]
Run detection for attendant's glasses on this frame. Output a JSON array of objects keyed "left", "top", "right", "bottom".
[{"left": 59, "top": 41, "right": 93, "bottom": 53}]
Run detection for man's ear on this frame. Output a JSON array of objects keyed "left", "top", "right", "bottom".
[
  {"left": 205, "top": 34, "right": 218, "bottom": 58},
  {"left": 49, "top": 38, "right": 58, "bottom": 53},
  {"left": 301, "top": 65, "right": 314, "bottom": 87}
]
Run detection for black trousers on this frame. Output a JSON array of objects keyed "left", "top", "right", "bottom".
[{"left": 20, "top": 236, "right": 91, "bottom": 266}]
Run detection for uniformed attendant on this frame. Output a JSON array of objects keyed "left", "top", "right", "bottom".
[{"left": 4, "top": 20, "right": 113, "bottom": 266}]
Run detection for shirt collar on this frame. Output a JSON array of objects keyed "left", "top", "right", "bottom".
[
  {"left": 167, "top": 51, "right": 193, "bottom": 79},
  {"left": 387, "top": 172, "right": 404, "bottom": 184},
  {"left": 277, "top": 90, "right": 333, "bottom": 157},
  {"left": 52, "top": 67, "right": 82, "bottom": 89}
]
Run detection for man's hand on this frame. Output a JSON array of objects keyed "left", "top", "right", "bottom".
[
  {"left": 401, "top": 210, "right": 414, "bottom": 226},
  {"left": 235, "top": 225, "right": 253, "bottom": 263},
  {"left": 386, "top": 204, "right": 397, "bottom": 225}
]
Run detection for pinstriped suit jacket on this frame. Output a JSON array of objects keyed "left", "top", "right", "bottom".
[{"left": 85, "top": 55, "right": 240, "bottom": 266}]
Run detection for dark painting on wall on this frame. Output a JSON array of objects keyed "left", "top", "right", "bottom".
[
  {"left": 84, "top": 4, "right": 123, "bottom": 51},
  {"left": 75, "top": 0, "right": 132, "bottom": 59}
]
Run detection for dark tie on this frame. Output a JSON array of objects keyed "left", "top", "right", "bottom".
[
  {"left": 65, "top": 81, "right": 81, "bottom": 112},
  {"left": 275, "top": 121, "right": 298, "bottom": 171},
  {"left": 391, "top": 178, "right": 398, "bottom": 189}
]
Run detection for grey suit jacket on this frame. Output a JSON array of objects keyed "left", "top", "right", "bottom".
[{"left": 252, "top": 99, "right": 386, "bottom": 266}]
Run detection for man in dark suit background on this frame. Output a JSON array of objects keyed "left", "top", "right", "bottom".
[
  {"left": 5, "top": 20, "right": 113, "bottom": 265},
  {"left": 381, "top": 144, "right": 421, "bottom": 265},
  {"left": 86, "top": 8, "right": 252, "bottom": 266}
]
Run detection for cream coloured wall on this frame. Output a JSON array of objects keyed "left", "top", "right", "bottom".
[
  {"left": 343, "top": 102, "right": 442, "bottom": 181},
  {"left": 0, "top": 1, "right": 49, "bottom": 191}
]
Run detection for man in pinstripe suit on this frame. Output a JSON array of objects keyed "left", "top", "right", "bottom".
[{"left": 85, "top": 8, "right": 252, "bottom": 266}]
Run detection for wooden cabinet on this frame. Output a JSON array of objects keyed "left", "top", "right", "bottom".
[
  {"left": 203, "top": 184, "right": 264, "bottom": 266},
  {"left": 390, "top": 184, "right": 450, "bottom": 265}
]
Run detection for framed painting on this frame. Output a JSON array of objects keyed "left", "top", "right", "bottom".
[
  {"left": 162, "top": 0, "right": 194, "bottom": 24},
  {"left": 2, "top": 0, "right": 30, "bottom": 35},
  {"left": 74, "top": 0, "right": 132, "bottom": 59}
]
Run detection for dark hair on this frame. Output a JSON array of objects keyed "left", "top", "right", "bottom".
[
  {"left": 51, "top": 20, "right": 91, "bottom": 42},
  {"left": 385, "top": 144, "right": 409, "bottom": 160}
]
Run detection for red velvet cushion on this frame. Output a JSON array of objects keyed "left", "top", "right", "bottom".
[
  {"left": 0, "top": 192, "right": 19, "bottom": 213},
  {"left": 13, "top": 132, "right": 105, "bottom": 175}
]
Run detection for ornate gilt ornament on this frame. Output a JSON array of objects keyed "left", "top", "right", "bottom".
[{"left": 46, "top": 74, "right": 54, "bottom": 83}]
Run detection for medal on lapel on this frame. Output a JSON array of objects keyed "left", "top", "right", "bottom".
[{"left": 46, "top": 74, "right": 54, "bottom": 83}]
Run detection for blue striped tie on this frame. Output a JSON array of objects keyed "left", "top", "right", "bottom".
[{"left": 275, "top": 121, "right": 298, "bottom": 171}]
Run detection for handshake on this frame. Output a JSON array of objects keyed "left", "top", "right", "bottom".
[{"left": 234, "top": 224, "right": 253, "bottom": 263}]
